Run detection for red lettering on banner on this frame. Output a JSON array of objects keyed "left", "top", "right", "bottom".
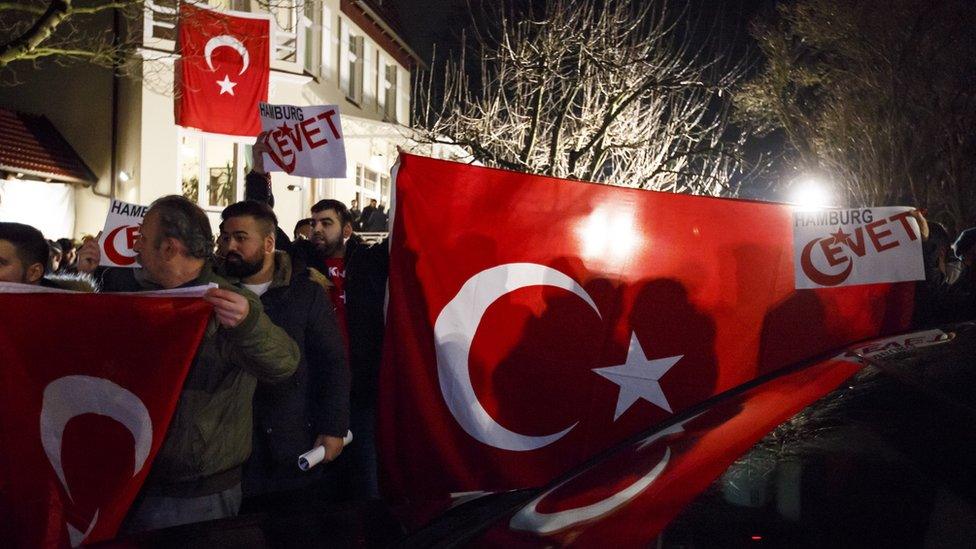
[
  {"left": 888, "top": 211, "right": 919, "bottom": 241},
  {"left": 264, "top": 128, "right": 296, "bottom": 174},
  {"left": 865, "top": 220, "right": 898, "bottom": 252},
  {"left": 317, "top": 109, "right": 341, "bottom": 140},
  {"left": 846, "top": 228, "right": 866, "bottom": 257},
  {"left": 800, "top": 211, "right": 918, "bottom": 286},
  {"left": 819, "top": 238, "right": 846, "bottom": 267},
  {"left": 264, "top": 110, "right": 343, "bottom": 173},
  {"left": 300, "top": 117, "right": 327, "bottom": 148},
  {"left": 104, "top": 225, "right": 140, "bottom": 266},
  {"left": 125, "top": 225, "right": 140, "bottom": 249}
]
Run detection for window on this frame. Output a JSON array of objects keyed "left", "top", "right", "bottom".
[
  {"left": 356, "top": 164, "right": 380, "bottom": 195},
  {"left": 146, "top": 0, "right": 177, "bottom": 41},
  {"left": 302, "top": 0, "right": 320, "bottom": 75},
  {"left": 347, "top": 35, "right": 365, "bottom": 103},
  {"left": 322, "top": 5, "right": 335, "bottom": 80},
  {"left": 384, "top": 64, "right": 398, "bottom": 122},
  {"left": 380, "top": 174, "right": 391, "bottom": 205},
  {"left": 179, "top": 133, "right": 246, "bottom": 209},
  {"left": 180, "top": 134, "right": 201, "bottom": 202},
  {"left": 363, "top": 42, "right": 375, "bottom": 107},
  {"left": 271, "top": 1, "right": 299, "bottom": 63}
]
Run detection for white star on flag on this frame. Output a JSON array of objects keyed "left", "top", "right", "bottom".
[
  {"left": 593, "top": 332, "right": 682, "bottom": 420},
  {"left": 216, "top": 75, "right": 237, "bottom": 95}
]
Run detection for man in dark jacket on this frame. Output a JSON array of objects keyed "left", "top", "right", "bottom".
[
  {"left": 304, "top": 199, "right": 388, "bottom": 499},
  {"left": 358, "top": 199, "right": 377, "bottom": 231},
  {"left": 76, "top": 195, "right": 300, "bottom": 532},
  {"left": 216, "top": 200, "right": 350, "bottom": 508},
  {"left": 244, "top": 137, "right": 387, "bottom": 499}
]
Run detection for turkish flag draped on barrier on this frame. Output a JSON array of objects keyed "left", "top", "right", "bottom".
[
  {"left": 0, "top": 286, "right": 212, "bottom": 547},
  {"left": 175, "top": 2, "right": 270, "bottom": 136},
  {"left": 378, "top": 154, "right": 916, "bottom": 501}
]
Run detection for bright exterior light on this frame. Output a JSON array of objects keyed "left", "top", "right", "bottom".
[
  {"left": 788, "top": 177, "right": 833, "bottom": 210},
  {"left": 576, "top": 206, "right": 643, "bottom": 264}
]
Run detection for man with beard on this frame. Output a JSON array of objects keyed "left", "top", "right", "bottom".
[
  {"left": 244, "top": 135, "right": 388, "bottom": 499},
  {"left": 303, "top": 198, "right": 388, "bottom": 500},
  {"left": 216, "top": 200, "right": 349, "bottom": 509},
  {"left": 75, "top": 196, "right": 299, "bottom": 532}
]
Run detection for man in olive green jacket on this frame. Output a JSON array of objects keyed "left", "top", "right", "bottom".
[{"left": 77, "top": 196, "right": 299, "bottom": 533}]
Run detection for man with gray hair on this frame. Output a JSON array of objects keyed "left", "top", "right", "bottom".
[{"left": 76, "top": 195, "right": 300, "bottom": 532}]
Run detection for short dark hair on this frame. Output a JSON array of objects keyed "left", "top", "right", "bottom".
[
  {"left": 294, "top": 217, "right": 313, "bottom": 232},
  {"left": 0, "top": 222, "right": 49, "bottom": 274},
  {"left": 221, "top": 200, "right": 278, "bottom": 238},
  {"left": 148, "top": 195, "right": 214, "bottom": 259},
  {"left": 57, "top": 237, "right": 76, "bottom": 253},
  {"left": 311, "top": 199, "right": 353, "bottom": 227}
]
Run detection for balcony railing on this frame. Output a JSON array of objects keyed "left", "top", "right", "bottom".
[{"left": 143, "top": 0, "right": 306, "bottom": 70}]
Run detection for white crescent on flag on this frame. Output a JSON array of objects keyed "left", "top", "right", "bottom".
[
  {"left": 39, "top": 375, "right": 153, "bottom": 546},
  {"left": 433, "top": 263, "right": 602, "bottom": 452},
  {"left": 204, "top": 34, "right": 250, "bottom": 74},
  {"left": 509, "top": 418, "right": 695, "bottom": 534}
]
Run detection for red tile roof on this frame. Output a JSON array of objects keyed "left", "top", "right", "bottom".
[{"left": 0, "top": 108, "right": 97, "bottom": 184}]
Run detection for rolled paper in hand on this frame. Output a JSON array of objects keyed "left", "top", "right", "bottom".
[{"left": 298, "top": 430, "right": 354, "bottom": 471}]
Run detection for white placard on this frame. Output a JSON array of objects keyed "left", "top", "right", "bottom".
[
  {"left": 792, "top": 206, "right": 925, "bottom": 289},
  {"left": 259, "top": 103, "right": 347, "bottom": 178},
  {"left": 98, "top": 199, "right": 148, "bottom": 268}
]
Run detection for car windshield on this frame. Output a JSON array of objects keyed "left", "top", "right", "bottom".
[{"left": 659, "top": 363, "right": 976, "bottom": 547}]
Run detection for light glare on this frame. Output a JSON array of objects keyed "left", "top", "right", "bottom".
[
  {"left": 789, "top": 177, "right": 833, "bottom": 210},
  {"left": 576, "top": 206, "right": 642, "bottom": 263}
]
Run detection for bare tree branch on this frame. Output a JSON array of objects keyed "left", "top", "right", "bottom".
[{"left": 413, "top": 0, "right": 748, "bottom": 196}]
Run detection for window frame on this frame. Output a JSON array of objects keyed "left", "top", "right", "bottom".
[{"left": 177, "top": 129, "right": 249, "bottom": 212}]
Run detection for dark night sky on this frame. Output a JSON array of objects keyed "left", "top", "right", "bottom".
[
  {"left": 382, "top": 0, "right": 774, "bottom": 65},
  {"left": 380, "top": 0, "right": 783, "bottom": 198}
]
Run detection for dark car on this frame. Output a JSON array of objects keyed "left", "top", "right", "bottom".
[
  {"left": 401, "top": 323, "right": 976, "bottom": 548},
  {"left": 105, "top": 323, "right": 976, "bottom": 548}
]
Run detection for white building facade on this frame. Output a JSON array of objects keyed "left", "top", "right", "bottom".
[{"left": 0, "top": 0, "right": 459, "bottom": 239}]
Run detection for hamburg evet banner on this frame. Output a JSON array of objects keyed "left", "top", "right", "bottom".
[
  {"left": 378, "top": 154, "right": 918, "bottom": 501},
  {"left": 258, "top": 103, "right": 347, "bottom": 178},
  {"left": 0, "top": 284, "right": 212, "bottom": 547},
  {"left": 792, "top": 206, "right": 925, "bottom": 289}
]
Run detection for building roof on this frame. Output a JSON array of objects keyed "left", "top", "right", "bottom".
[
  {"left": 342, "top": 0, "right": 426, "bottom": 70},
  {"left": 0, "top": 108, "right": 97, "bottom": 185}
]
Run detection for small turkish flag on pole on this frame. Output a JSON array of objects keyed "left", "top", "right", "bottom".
[{"left": 175, "top": 2, "right": 270, "bottom": 136}]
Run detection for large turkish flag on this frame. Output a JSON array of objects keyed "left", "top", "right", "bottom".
[
  {"left": 175, "top": 2, "right": 270, "bottom": 136},
  {"left": 0, "top": 285, "right": 212, "bottom": 547},
  {"left": 378, "top": 154, "right": 915, "bottom": 500}
]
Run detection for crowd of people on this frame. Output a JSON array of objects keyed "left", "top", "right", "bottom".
[
  {"left": 2, "top": 154, "right": 975, "bottom": 536},
  {"left": 289, "top": 198, "right": 388, "bottom": 244},
  {"left": 0, "top": 141, "right": 389, "bottom": 534}
]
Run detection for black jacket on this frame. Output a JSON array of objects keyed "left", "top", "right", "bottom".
[
  {"left": 222, "top": 253, "right": 350, "bottom": 492},
  {"left": 342, "top": 235, "right": 389, "bottom": 408},
  {"left": 246, "top": 169, "right": 389, "bottom": 409}
]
